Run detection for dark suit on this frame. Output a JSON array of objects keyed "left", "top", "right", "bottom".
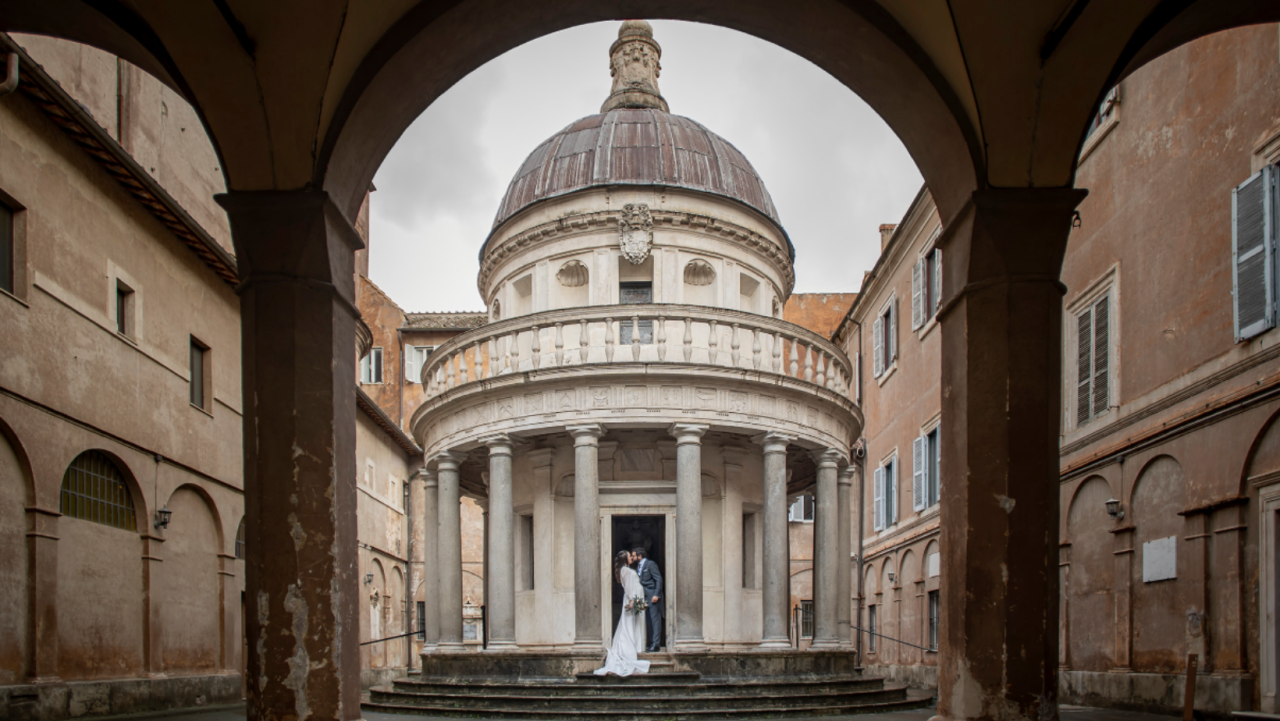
[{"left": 636, "top": 558, "right": 664, "bottom": 651}]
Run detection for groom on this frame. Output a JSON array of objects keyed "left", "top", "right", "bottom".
[{"left": 631, "top": 548, "right": 664, "bottom": 652}]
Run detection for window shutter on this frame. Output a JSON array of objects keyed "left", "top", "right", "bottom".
[
  {"left": 1076, "top": 308, "right": 1092, "bottom": 427},
  {"left": 890, "top": 458, "right": 899, "bottom": 523},
  {"left": 912, "top": 436, "right": 926, "bottom": 512},
  {"left": 933, "top": 249, "right": 943, "bottom": 313},
  {"left": 855, "top": 353, "right": 862, "bottom": 404},
  {"left": 360, "top": 353, "right": 371, "bottom": 384},
  {"left": 1092, "top": 296, "right": 1109, "bottom": 416},
  {"left": 873, "top": 316, "right": 885, "bottom": 377},
  {"left": 1232, "top": 166, "right": 1276, "bottom": 342},
  {"left": 911, "top": 259, "right": 924, "bottom": 330},
  {"left": 933, "top": 426, "right": 941, "bottom": 498},
  {"left": 372, "top": 348, "right": 383, "bottom": 384},
  {"left": 889, "top": 298, "right": 898, "bottom": 362},
  {"left": 873, "top": 467, "right": 885, "bottom": 531},
  {"left": 405, "top": 344, "right": 416, "bottom": 382}
]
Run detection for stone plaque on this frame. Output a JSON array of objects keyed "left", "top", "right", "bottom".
[{"left": 1142, "top": 536, "right": 1177, "bottom": 582}]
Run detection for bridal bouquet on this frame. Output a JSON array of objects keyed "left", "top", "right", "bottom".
[{"left": 625, "top": 595, "right": 649, "bottom": 617}]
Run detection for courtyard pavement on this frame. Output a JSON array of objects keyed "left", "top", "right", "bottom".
[{"left": 97, "top": 702, "right": 1187, "bottom": 721}]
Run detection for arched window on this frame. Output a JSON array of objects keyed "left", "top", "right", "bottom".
[
  {"left": 60, "top": 450, "right": 136, "bottom": 531},
  {"left": 235, "top": 519, "right": 245, "bottom": 559}
]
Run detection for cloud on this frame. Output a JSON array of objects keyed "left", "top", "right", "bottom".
[{"left": 369, "top": 20, "right": 923, "bottom": 312}]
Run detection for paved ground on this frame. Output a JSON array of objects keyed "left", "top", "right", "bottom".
[{"left": 102, "top": 702, "right": 1186, "bottom": 721}]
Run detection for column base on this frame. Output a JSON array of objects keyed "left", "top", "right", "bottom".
[
  {"left": 486, "top": 640, "right": 519, "bottom": 651},
  {"left": 436, "top": 641, "right": 466, "bottom": 652},
  {"left": 572, "top": 639, "right": 604, "bottom": 653},
  {"left": 674, "top": 639, "right": 709, "bottom": 653},
  {"left": 808, "top": 638, "right": 840, "bottom": 649},
  {"left": 758, "top": 638, "right": 792, "bottom": 649}
]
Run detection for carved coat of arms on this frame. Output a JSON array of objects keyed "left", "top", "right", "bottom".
[{"left": 618, "top": 203, "right": 653, "bottom": 265}]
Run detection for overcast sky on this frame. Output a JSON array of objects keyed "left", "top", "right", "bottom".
[{"left": 369, "top": 20, "right": 923, "bottom": 313}]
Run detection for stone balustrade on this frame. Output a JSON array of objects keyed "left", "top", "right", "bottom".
[{"left": 419, "top": 304, "right": 853, "bottom": 401}]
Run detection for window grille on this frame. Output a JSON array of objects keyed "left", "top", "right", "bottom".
[
  {"left": 800, "top": 600, "right": 814, "bottom": 638},
  {"left": 235, "top": 519, "right": 245, "bottom": 559},
  {"left": 417, "top": 602, "right": 426, "bottom": 640},
  {"left": 868, "top": 605, "right": 877, "bottom": 652},
  {"left": 60, "top": 450, "right": 136, "bottom": 531},
  {"left": 928, "top": 590, "right": 940, "bottom": 650}
]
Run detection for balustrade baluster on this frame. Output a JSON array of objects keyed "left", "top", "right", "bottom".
[
  {"left": 446, "top": 353, "right": 456, "bottom": 389},
  {"left": 554, "top": 323, "right": 564, "bottom": 367},
  {"left": 656, "top": 316, "right": 667, "bottom": 361},
  {"left": 815, "top": 352, "right": 825, "bottom": 387},
  {"left": 427, "top": 366, "right": 436, "bottom": 397},
  {"left": 511, "top": 330, "right": 521, "bottom": 371},
  {"left": 501, "top": 334, "right": 511, "bottom": 374},
  {"left": 631, "top": 316, "right": 641, "bottom": 361},
  {"left": 789, "top": 338, "right": 799, "bottom": 377},
  {"left": 804, "top": 344, "right": 814, "bottom": 383},
  {"left": 752, "top": 328, "right": 762, "bottom": 370},
  {"left": 709, "top": 321, "right": 719, "bottom": 365},
  {"left": 683, "top": 318, "right": 693, "bottom": 362},
  {"left": 605, "top": 318, "right": 615, "bottom": 363},
  {"left": 488, "top": 337, "right": 497, "bottom": 379},
  {"left": 531, "top": 326, "right": 541, "bottom": 370},
  {"left": 474, "top": 340, "right": 484, "bottom": 380},
  {"left": 773, "top": 332, "right": 783, "bottom": 374},
  {"left": 731, "top": 324, "right": 741, "bottom": 367},
  {"left": 459, "top": 348, "right": 469, "bottom": 384},
  {"left": 579, "top": 319, "right": 588, "bottom": 365}
]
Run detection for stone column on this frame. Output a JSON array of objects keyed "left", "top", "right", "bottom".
[
  {"left": 483, "top": 435, "right": 516, "bottom": 649},
  {"left": 217, "top": 190, "right": 362, "bottom": 721},
  {"left": 142, "top": 530, "right": 164, "bottom": 673},
  {"left": 435, "top": 451, "right": 466, "bottom": 650},
  {"left": 934, "top": 187, "right": 1087, "bottom": 721},
  {"left": 420, "top": 469, "right": 440, "bottom": 653},
  {"left": 838, "top": 464, "right": 855, "bottom": 649},
  {"left": 756, "top": 432, "right": 793, "bottom": 648},
  {"left": 671, "top": 423, "right": 709, "bottom": 652},
  {"left": 810, "top": 449, "right": 842, "bottom": 648},
  {"left": 27, "top": 506, "right": 59, "bottom": 681},
  {"left": 568, "top": 424, "right": 605, "bottom": 650}
]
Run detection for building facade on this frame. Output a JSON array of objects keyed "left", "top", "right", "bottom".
[{"left": 840, "top": 23, "right": 1280, "bottom": 716}]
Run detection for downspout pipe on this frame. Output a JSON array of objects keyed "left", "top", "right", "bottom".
[{"left": 0, "top": 53, "right": 19, "bottom": 97}]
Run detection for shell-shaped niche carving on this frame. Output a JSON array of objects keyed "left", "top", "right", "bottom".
[
  {"left": 683, "top": 259, "right": 716, "bottom": 286},
  {"left": 557, "top": 259, "right": 589, "bottom": 287}
]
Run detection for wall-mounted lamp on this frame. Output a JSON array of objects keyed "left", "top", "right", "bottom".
[
  {"left": 887, "top": 571, "right": 896, "bottom": 584},
  {"left": 154, "top": 505, "right": 172, "bottom": 530},
  {"left": 1105, "top": 498, "right": 1124, "bottom": 520},
  {"left": 364, "top": 573, "right": 374, "bottom": 585}
]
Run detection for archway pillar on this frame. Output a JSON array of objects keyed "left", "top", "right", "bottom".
[
  {"left": 26, "top": 505, "right": 60, "bottom": 682},
  {"left": 934, "top": 187, "right": 1087, "bottom": 721},
  {"left": 216, "top": 190, "right": 362, "bottom": 721}
]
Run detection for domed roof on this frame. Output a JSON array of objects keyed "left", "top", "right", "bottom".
[{"left": 492, "top": 108, "right": 782, "bottom": 230}]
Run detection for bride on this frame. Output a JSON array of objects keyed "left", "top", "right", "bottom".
[{"left": 594, "top": 550, "right": 651, "bottom": 676}]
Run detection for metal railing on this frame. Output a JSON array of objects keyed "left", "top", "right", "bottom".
[
  {"left": 419, "top": 304, "right": 853, "bottom": 401},
  {"left": 787, "top": 603, "right": 934, "bottom": 653}
]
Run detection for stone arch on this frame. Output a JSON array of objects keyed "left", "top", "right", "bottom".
[
  {"left": 368, "top": 558, "right": 388, "bottom": 669},
  {"left": 1243, "top": 407, "right": 1280, "bottom": 490},
  {"left": 56, "top": 448, "right": 146, "bottom": 679},
  {"left": 158, "top": 485, "right": 223, "bottom": 672},
  {"left": 899, "top": 549, "right": 919, "bottom": 661},
  {"left": 0, "top": 417, "right": 33, "bottom": 683},
  {"left": 1065, "top": 475, "right": 1115, "bottom": 672},
  {"left": 58, "top": 448, "right": 147, "bottom": 532},
  {"left": 1129, "top": 454, "right": 1188, "bottom": 673}
]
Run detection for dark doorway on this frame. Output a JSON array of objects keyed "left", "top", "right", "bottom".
[
  {"left": 611, "top": 514, "right": 665, "bottom": 647},
  {"left": 619, "top": 281, "right": 654, "bottom": 343}
]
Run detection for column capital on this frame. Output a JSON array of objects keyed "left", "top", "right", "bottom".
[
  {"left": 810, "top": 448, "right": 845, "bottom": 468},
  {"left": 419, "top": 468, "right": 439, "bottom": 489},
  {"left": 481, "top": 433, "right": 514, "bottom": 455},
  {"left": 752, "top": 431, "right": 795, "bottom": 455},
  {"left": 433, "top": 450, "right": 468, "bottom": 471},
  {"left": 566, "top": 423, "right": 606, "bottom": 445},
  {"left": 838, "top": 464, "right": 856, "bottom": 486},
  {"left": 669, "top": 422, "right": 709, "bottom": 445}
]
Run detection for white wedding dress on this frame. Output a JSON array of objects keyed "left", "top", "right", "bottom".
[{"left": 593, "top": 566, "right": 651, "bottom": 676}]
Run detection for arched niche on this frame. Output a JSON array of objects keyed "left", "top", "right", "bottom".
[
  {"left": 0, "top": 418, "right": 33, "bottom": 684},
  {"left": 159, "top": 485, "right": 223, "bottom": 672},
  {"left": 1065, "top": 475, "right": 1115, "bottom": 672},
  {"left": 1129, "top": 454, "right": 1188, "bottom": 673}
]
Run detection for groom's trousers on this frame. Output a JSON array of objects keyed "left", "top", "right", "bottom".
[{"left": 645, "top": 603, "right": 664, "bottom": 651}]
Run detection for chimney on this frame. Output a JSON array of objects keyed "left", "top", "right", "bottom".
[{"left": 879, "top": 224, "right": 897, "bottom": 251}]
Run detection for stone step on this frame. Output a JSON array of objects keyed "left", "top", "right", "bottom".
[
  {"left": 362, "top": 691, "right": 930, "bottom": 720},
  {"left": 575, "top": 671, "right": 701, "bottom": 683},
  {"left": 390, "top": 675, "right": 882, "bottom": 697}
]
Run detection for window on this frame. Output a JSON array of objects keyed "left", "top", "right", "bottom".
[
  {"left": 927, "top": 590, "right": 940, "bottom": 650},
  {"left": 115, "top": 280, "right": 135, "bottom": 337},
  {"left": 417, "top": 601, "right": 426, "bottom": 640},
  {"left": 405, "top": 345, "right": 435, "bottom": 383},
  {"left": 912, "top": 247, "right": 942, "bottom": 330},
  {"left": 60, "top": 450, "right": 137, "bottom": 531},
  {"left": 912, "top": 427, "right": 940, "bottom": 512},
  {"left": 235, "top": 519, "right": 245, "bottom": 559},
  {"left": 873, "top": 456, "right": 897, "bottom": 531},
  {"left": 1232, "top": 165, "right": 1277, "bottom": 342},
  {"left": 800, "top": 600, "right": 814, "bottom": 638},
  {"left": 788, "top": 494, "right": 814, "bottom": 522},
  {"left": 1075, "top": 294, "right": 1111, "bottom": 426},
  {"left": 360, "top": 347, "right": 383, "bottom": 384},
  {"left": 868, "top": 605, "right": 877, "bottom": 653},
  {"left": 742, "top": 512, "right": 758, "bottom": 589},
  {"left": 619, "top": 281, "right": 654, "bottom": 344},
  {"left": 872, "top": 296, "right": 897, "bottom": 378},
  {"left": 1084, "top": 87, "right": 1119, "bottom": 141},
  {"left": 190, "top": 337, "right": 210, "bottom": 411},
  {"left": 0, "top": 200, "right": 13, "bottom": 295}
]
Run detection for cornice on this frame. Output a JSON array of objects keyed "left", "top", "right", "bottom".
[
  {"left": 478, "top": 208, "right": 796, "bottom": 299},
  {"left": 356, "top": 387, "right": 421, "bottom": 457}
]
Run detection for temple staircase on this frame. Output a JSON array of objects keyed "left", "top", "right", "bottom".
[{"left": 365, "top": 651, "right": 933, "bottom": 719}]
